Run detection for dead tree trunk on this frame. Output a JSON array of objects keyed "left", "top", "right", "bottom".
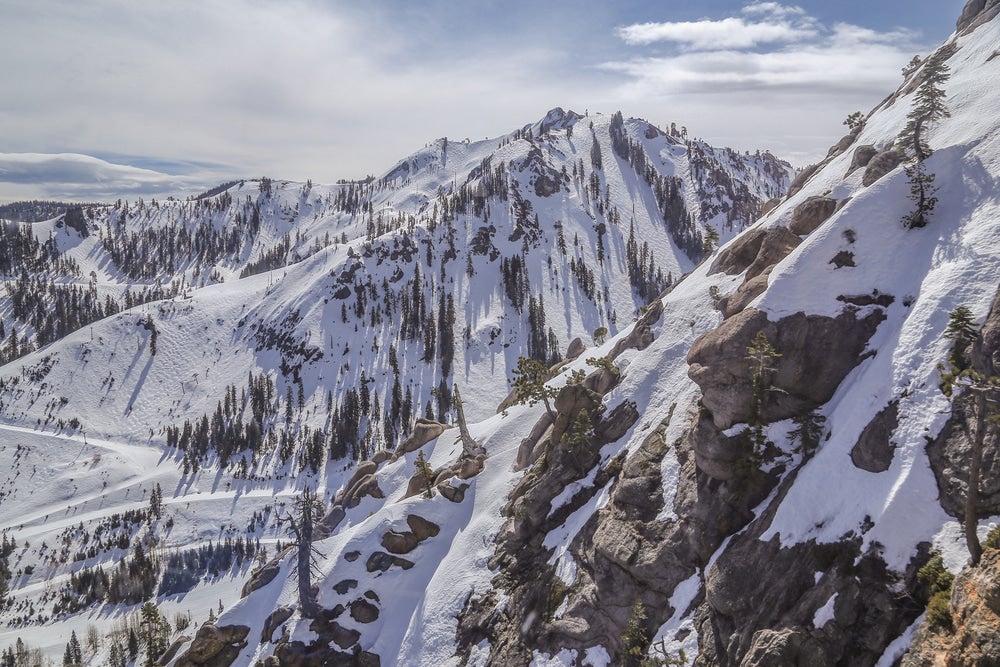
[{"left": 453, "top": 384, "right": 485, "bottom": 457}]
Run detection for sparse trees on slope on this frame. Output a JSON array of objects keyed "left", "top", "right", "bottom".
[
  {"left": 511, "top": 357, "right": 557, "bottom": 419},
  {"left": 281, "top": 488, "right": 326, "bottom": 617}
]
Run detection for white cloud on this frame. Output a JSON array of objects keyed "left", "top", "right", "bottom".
[
  {"left": 0, "top": 153, "right": 215, "bottom": 200},
  {"left": 616, "top": 2, "right": 819, "bottom": 50}
]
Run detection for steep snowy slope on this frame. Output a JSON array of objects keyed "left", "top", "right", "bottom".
[
  {"left": 0, "top": 111, "right": 790, "bottom": 662},
  {"left": 169, "top": 4, "right": 1000, "bottom": 666}
]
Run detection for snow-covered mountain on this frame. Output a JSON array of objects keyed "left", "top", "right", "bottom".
[{"left": 2, "top": 0, "right": 1000, "bottom": 665}]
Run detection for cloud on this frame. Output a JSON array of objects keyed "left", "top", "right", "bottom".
[
  {"left": 616, "top": 2, "right": 818, "bottom": 50},
  {"left": 0, "top": 153, "right": 222, "bottom": 200}
]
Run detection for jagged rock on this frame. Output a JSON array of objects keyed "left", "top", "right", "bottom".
[
  {"left": 829, "top": 251, "right": 856, "bottom": 269},
  {"left": 407, "top": 514, "right": 440, "bottom": 541},
  {"left": 862, "top": 149, "right": 903, "bottom": 186},
  {"left": 710, "top": 226, "right": 800, "bottom": 279},
  {"left": 566, "top": 337, "right": 586, "bottom": 360},
  {"left": 583, "top": 366, "right": 619, "bottom": 396},
  {"left": 318, "top": 505, "right": 346, "bottom": 536},
  {"left": 366, "top": 551, "right": 415, "bottom": 573},
  {"left": 760, "top": 197, "right": 782, "bottom": 217},
  {"left": 957, "top": 0, "right": 1000, "bottom": 33},
  {"left": 710, "top": 227, "right": 768, "bottom": 276},
  {"left": 438, "top": 481, "right": 469, "bottom": 503},
  {"left": 458, "top": 453, "right": 486, "bottom": 479},
  {"left": 688, "top": 307, "right": 885, "bottom": 429},
  {"left": 327, "top": 622, "right": 361, "bottom": 649},
  {"left": 594, "top": 400, "right": 639, "bottom": 444},
  {"left": 826, "top": 125, "right": 863, "bottom": 158},
  {"left": 159, "top": 636, "right": 190, "bottom": 665},
  {"left": 903, "top": 548, "right": 1000, "bottom": 666},
  {"left": 349, "top": 599, "right": 380, "bottom": 624},
  {"left": 395, "top": 419, "right": 448, "bottom": 456},
  {"left": 972, "top": 285, "right": 1000, "bottom": 376},
  {"left": 242, "top": 559, "right": 281, "bottom": 597},
  {"left": 608, "top": 299, "right": 663, "bottom": 360},
  {"left": 927, "top": 285, "right": 1000, "bottom": 518},
  {"left": 269, "top": 638, "right": 380, "bottom": 667},
  {"left": 847, "top": 145, "right": 878, "bottom": 174},
  {"left": 745, "top": 226, "right": 801, "bottom": 280},
  {"left": 786, "top": 163, "right": 820, "bottom": 198},
  {"left": 343, "top": 474, "right": 383, "bottom": 509},
  {"left": 332, "top": 579, "right": 358, "bottom": 595},
  {"left": 740, "top": 628, "right": 828, "bottom": 666},
  {"left": 341, "top": 461, "right": 376, "bottom": 496},
  {"left": 850, "top": 401, "right": 899, "bottom": 472},
  {"left": 174, "top": 623, "right": 250, "bottom": 667},
  {"left": 261, "top": 606, "right": 294, "bottom": 643},
  {"left": 381, "top": 530, "right": 419, "bottom": 555},
  {"left": 689, "top": 412, "right": 751, "bottom": 481},
  {"left": 549, "top": 383, "right": 602, "bottom": 446},
  {"left": 515, "top": 411, "right": 554, "bottom": 470},
  {"left": 788, "top": 196, "right": 837, "bottom": 236},
  {"left": 718, "top": 268, "right": 771, "bottom": 319}
]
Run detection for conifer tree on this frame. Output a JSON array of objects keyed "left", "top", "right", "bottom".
[{"left": 511, "top": 357, "right": 557, "bottom": 419}]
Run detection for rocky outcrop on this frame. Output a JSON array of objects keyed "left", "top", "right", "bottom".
[
  {"left": 826, "top": 125, "right": 863, "bottom": 158},
  {"left": 903, "top": 547, "right": 1000, "bottom": 666},
  {"left": 688, "top": 307, "right": 885, "bottom": 429},
  {"left": 789, "top": 196, "right": 837, "bottom": 236},
  {"left": 862, "top": 149, "right": 903, "bottom": 186},
  {"left": 174, "top": 623, "right": 250, "bottom": 667},
  {"left": 926, "top": 286, "right": 1000, "bottom": 519},
  {"left": 608, "top": 299, "right": 663, "bottom": 360},
  {"left": 847, "top": 145, "right": 878, "bottom": 174},
  {"left": 710, "top": 226, "right": 800, "bottom": 279},
  {"left": 786, "top": 163, "right": 820, "bottom": 199},
  {"left": 957, "top": 0, "right": 1000, "bottom": 34},
  {"left": 851, "top": 400, "right": 899, "bottom": 473},
  {"left": 565, "top": 337, "right": 586, "bottom": 360},
  {"left": 394, "top": 419, "right": 448, "bottom": 457},
  {"left": 717, "top": 269, "right": 771, "bottom": 319},
  {"left": 261, "top": 606, "right": 294, "bottom": 643},
  {"left": 379, "top": 514, "right": 440, "bottom": 554}
]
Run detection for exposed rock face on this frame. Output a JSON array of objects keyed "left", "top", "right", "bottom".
[
  {"left": 349, "top": 598, "right": 380, "bottom": 624},
  {"left": 848, "top": 145, "right": 878, "bottom": 174},
  {"left": 565, "top": 337, "right": 586, "bottom": 360},
  {"left": 862, "top": 150, "right": 903, "bottom": 186},
  {"left": 394, "top": 419, "right": 448, "bottom": 456},
  {"left": 826, "top": 125, "right": 864, "bottom": 158},
  {"left": 850, "top": 401, "right": 899, "bottom": 473},
  {"left": 926, "top": 286, "right": 1000, "bottom": 519},
  {"left": 688, "top": 307, "right": 885, "bottom": 429},
  {"left": 689, "top": 411, "right": 751, "bottom": 481},
  {"left": 261, "top": 606, "right": 294, "bottom": 643},
  {"left": 903, "top": 548, "right": 1000, "bottom": 666},
  {"left": 710, "top": 226, "right": 800, "bottom": 279},
  {"left": 745, "top": 227, "right": 801, "bottom": 281},
  {"left": 365, "top": 551, "right": 414, "bottom": 573},
  {"left": 786, "top": 163, "right": 820, "bottom": 198},
  {"left": 174, "top": 623, "right": 250, "bottom": 667},
  {"left": 242, "top": 559, "right": 281, "bottom": 597},
  {"left": 788, "top": 196, "right": 837, "bottom": 236},
  {"left": 608, "top": 299, "right": 663, "bottom": 360},
  {"left": 717, "top": 269, "right": 771, "bottom": 319},
  {"left": 957, "top": 0, "right": 1000, "bottom": 33}
]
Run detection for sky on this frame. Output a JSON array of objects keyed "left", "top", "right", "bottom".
[{"left": 0, "top": 0, "right": 966, "bottom": 203}]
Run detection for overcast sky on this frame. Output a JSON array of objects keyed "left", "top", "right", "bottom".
[{"left": 0, "top": 0, "right": 965, "bottom": 202}]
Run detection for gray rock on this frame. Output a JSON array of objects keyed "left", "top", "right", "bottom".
[
  {"left": 395, "top": 419, "right": 448, "bottom": 456},
  {"left": 957, "top": 0, "right": 1000, "bottom": 33},
  {"left": 438, "top": 481, "right": 469, "bottom": 503},
  {"left": 608, "top": 299, "right": 663, "bottom": 360},
  {"left": 826, "top": 125, "right": 863, "bottom": 158},
  {"left": 174, "top": 623, "right": 250, "bottom": 667},
  {"left": 718, "top": 268, "right": 771, "bottom": 319},
  {"left": 687, "top": 307, "right": 885, "bottom": 429},
  {"left": 850, "top": 401, "right": 899, "bottom": 473},
  {"left": 745, "top": 226, "right": 802, "bottom": 280},
  {"left": 349, "top": 598, "right": 380, "bottom": 624},
  {"left": 847, "top": 145, "right": 878, "bottom": 174},
  {"left": 786, "top": 163, "right": 820, "bottom": 198},
  {"left": 406, "top": 514, "right": 440, "bottom": 541},
  {"left": 565, "top": 337, "right": 586, "bottom": 360},
  {"left": 332, "top": 579, "right": 358, "bottom": 595},
  {"left": 380, "top": 530, "right": 419, "bottom": 554},
  {"left": 788, "top": 196, "right": 837, "bottom": 236},
  {"left": 862, "top": 150, "right": 902, "bottom": 186},
  {"left": 261, "top": 606, "right": 294, "bottom": 643},
  {"left": 365, "top": 551, "right": 415, "bottom": 573},
  {"left": 710, "top": 227, "right": 768, "bottom": 276}
]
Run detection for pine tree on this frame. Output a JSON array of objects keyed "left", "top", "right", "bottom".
[
  {"left": 746, "top": 331, "right": 781, "bottom": 457},
  {"left": 901, "top": 160, "right": 938, "bottom": 229},
  {"left": 511, "top": 357, "right": 557, "bottom": 419},
  {"left": 415, "top": 451, "right": 436, "bottom": 498},
  {"left": 944, "top": 305, "right": 980, "bottom": 370},
  {"left": 898, "top": 50, "right": 951, "bottom": 161}
]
